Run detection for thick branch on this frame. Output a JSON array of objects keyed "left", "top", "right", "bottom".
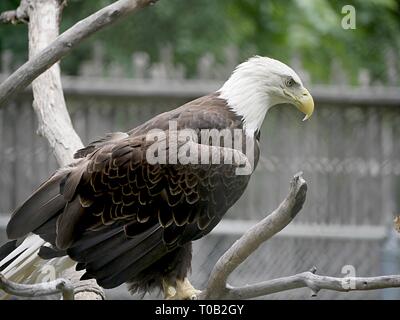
[
  {"left": 0, "top": 0, "right": 159, "bottom": 107},
  {"left": 200, "top": 172, "right": 307, "bottom": 299},
  {"left": 224, "top": 268, "right": 400, "bottom": 299},
  {"left": 0, "top": 274, "right": 74, "bottom": 300},
  {"left": 59, "top": 268, "right": 106, "bottom": 300},
  {"left": 28, "top": 0, "right": 83, "bottom": 166}
]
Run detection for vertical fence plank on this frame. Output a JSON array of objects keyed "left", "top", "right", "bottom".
[
  {"left": 68, "top": 97, "right": 89, "bottom": 145},
  {"left": 315, "top": 106, "right": 330, "bottom": 225},
  {"left": 381, "top": 107, "right": 396, "bottom": 223},
  {"left": 14, "top": 101, "right": 35, "bottom": 206},
  {"left": 86, "top": 99, "right": 114, "bottom": 142},
  {"left": 1, "top": 103, "right": 18, "bottom": 213}
]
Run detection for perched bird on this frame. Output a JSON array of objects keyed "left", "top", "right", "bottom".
[{"left": 0, "top": 56, "right": 314, "bottom": 299}]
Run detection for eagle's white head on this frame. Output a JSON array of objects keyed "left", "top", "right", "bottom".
[{"left": 218, "top": 56, "right": 314, "bottom": 133}]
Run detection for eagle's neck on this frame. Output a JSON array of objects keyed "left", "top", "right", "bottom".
[{"left": 218, "top": 73, "right": 275, "bottom": 134}]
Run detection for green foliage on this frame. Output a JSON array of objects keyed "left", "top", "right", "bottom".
[
  {"left": 0, "top": 0, "right": 29, "bottom": 64},
  {"left": 0, "top": 0, "right": 399, "bottom": 83}
]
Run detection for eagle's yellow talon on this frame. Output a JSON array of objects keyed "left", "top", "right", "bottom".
[
  {"left": 175, "top": 278, "right": 200, "bottom": 300},
  {"left": 163, "top": 278, "right": 200, "bottom": 300}
]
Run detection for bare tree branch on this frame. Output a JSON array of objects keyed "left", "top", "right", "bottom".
[
  {"left": 59, "top": 268, "right": 105, "bottom": 300},
  {"left": 0, "top": 0, "right": 29, "bottom": 24},
  {"left": 223, "top": 267, "right": 400, "bottom": 299},
  {"left": 0, "top": 274, "right": 74, "bottom": 300},
  {"left": 198, "top": 173, "right": 400, "bottom": 300},
  {"left": 28, "top": 0, "right": 83, "bottom": 166},
  {"left": 199, "top": 172, "right": 307, "bottom": 299},
  {"left": 0, "top": 0, "right": 159, "bottom": 107}
]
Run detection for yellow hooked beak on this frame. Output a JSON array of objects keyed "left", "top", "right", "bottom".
[
  {"left": 283, "top": 87, "right": 315, "bottom": 121},
  {"left": 296, "top": 88, "right": 314, "bottom": 121}
]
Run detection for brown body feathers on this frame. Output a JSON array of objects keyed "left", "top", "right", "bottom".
[{"left": 6, "top": 93, "right": 260, "bottom": 292}]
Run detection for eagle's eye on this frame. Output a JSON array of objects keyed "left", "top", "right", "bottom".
[{"left": 285, "top": 77, "right": 296, "bottom": 87}]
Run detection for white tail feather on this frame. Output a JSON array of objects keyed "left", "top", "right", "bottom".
[
  {"left": 0, "top": 234, "right": 76, "bottom": 299},
  {"left": 1, "top": 235, "right": 45, "bottom": 276}
]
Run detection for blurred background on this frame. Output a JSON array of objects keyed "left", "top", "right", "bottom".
[{"left": 0, "top": 0, "right": 400, "bottom": 299}]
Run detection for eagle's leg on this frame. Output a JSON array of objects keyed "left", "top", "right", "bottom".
[
  {"left": 163, "top": 277, "right": 200, "bottom": 300},
  {"left": 162, "top": 279, "right": 177, "bottom": 299},
  {"left": 161, "top": 243, "right": 199, "bottom": 299},
  {"left": 175, "top": 277, "right": 201, "bottom": 300}
]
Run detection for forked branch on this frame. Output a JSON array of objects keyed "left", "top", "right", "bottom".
[
  {"left": 200, "top": 172, "right": 307, "bottom": 299},
  {"left": 222, "top": 267, "right": 400, "bottom": 299},
  {"left": 199, "top": 173, "right": 400, "bottom": 299}
]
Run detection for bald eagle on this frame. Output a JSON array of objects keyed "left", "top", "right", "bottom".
[{"left": 0, "top": 56, "right": 313, "bottom": 299}]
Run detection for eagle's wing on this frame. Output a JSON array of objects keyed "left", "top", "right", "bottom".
[
  {"left": 7, "top": 131, "right": 252, "bottom": 288},
  {"left": 73, "top": 132, "right": 129, "bottom": 159}
]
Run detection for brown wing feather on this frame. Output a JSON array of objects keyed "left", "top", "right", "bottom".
[{"left": 57, "top": 126, "right": 253, "bottom": 249}]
